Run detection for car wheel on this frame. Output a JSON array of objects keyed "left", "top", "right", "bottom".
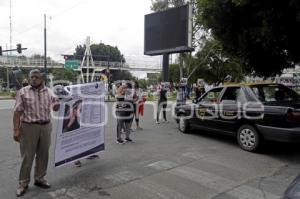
[
  {"left": 178, "top": 115, "right": 190, "bottom": 134},
  {"left": 237, "top": 125, "right": 260, "bottom": 152}
]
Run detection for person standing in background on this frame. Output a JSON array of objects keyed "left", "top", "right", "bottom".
[
  {"left": 115, "top": 81, "right": 134, "bottom": 144},
  {"left": 22, "top": 79, "right": 29, "bottom": 87},
  {"left": 156, "top": 84, "right": 168, "bottom": 124},
  {"left": 195, "top": 84, "right": 206, "bottom": 101},
  {"left": 133, "top": 81, "right": 143, "bottom": 130}
]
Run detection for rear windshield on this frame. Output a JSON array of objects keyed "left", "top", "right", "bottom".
[{"left": 249, "top": 84, "right": 300, "bottom": 102}]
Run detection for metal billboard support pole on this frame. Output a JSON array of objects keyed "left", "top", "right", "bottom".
[{"left": 162, "top": 54, "right": 169, "bottom": 82}]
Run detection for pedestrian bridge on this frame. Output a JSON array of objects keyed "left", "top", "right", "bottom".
[{"left": 0, "top": 57, "right": 161, "bottom": 72}]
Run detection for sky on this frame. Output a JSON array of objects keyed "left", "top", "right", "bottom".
[{"left": 0, "top": 0, "right": 162, "bottom": 78}]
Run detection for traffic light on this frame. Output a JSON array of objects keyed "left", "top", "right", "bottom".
[
  {"left": 17, "top": 44, "right": 22, "bottom": 54},
  {"left": 0, "top": 46, "right": 2, "bottom": 56}
]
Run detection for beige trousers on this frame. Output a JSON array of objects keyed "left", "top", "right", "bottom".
[{"left": 19, "top": 122, "right": 52, "bottom": 186}]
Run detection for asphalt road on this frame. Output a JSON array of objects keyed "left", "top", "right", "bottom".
[{"left": 0, "top": 100, "right": 300, "bottom": 199}]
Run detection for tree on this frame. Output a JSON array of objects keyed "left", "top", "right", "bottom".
[
  {"left": 110, "top": 70, "right": 135, "bottom": 82},
  {"left": 150, "top": 0, "right": 186, "bottom": 11},
  {"left": 196, "top": 0, "right": 300, "bottom": 76},
  {"left": 147, "top": 73, "right": 161, "bottom": 86},
  {"left": 137, "top": 79, "right": 148, "bottom": 89},
  {"left": 150, "top": 0, "right": 169, "bottom": 11},
  {"left": 168, "top": 64, "right": 181, "bottom": 83},
  {"left": 191, "top": 39, "right": 247, "bottom": 85},
  {"left": 51, "top": 68, "right": 78, "bottom": 83},
  {"left": 73, "top": 42, "right": 135, "bottom": 83},
  {"left": 74, "top": 43, "right": 125, "bottom": 62}
]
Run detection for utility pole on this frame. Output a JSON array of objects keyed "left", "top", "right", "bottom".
[
  {"left": 7, "top": 0, "right": 12, "bottom": 90},
  {"left": 44, "top": 14, "right": 47, "bottom": 77},
  {"left": 5, "top": 44, "right": 9, "bottom": 90},
  {"left": 107, "top": 58, "right": 110, "bottom": 101},
  {"left": 9, "top": 0, "right": 12, "bottom": 56}
]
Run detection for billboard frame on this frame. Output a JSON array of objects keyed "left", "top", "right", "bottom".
[{"left": 144, "top": 4, "right": 194, "bottom": 56}]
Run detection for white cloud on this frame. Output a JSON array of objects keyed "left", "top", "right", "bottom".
[{"left": 0, "top": 0, "right": 161, "bottom": 75}]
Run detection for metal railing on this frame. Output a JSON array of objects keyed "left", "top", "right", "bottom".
[
  {"left": 0, "top": 57, "right": 161, "bottom": 72},
  {"left": 0, "top": 57, "right": 63, "bottom": 67},
  {"left": 81, "top": 60, "right": 129, "bottom": 68}
]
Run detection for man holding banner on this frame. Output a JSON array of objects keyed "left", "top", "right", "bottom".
[{"left": 13, "top": 69, "right": 59, "bottom": 197}]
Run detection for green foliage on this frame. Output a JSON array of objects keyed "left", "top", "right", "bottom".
[
  {"left": 74, "top": 43, "right": 125, "bottom": 62},
  {"left": 73, "top": 42, "right": 135, "bottom": 83},
  {"left": 190, "top": 39, "right": 247, "bottom": 84},
  {"left": 10, "top": 91, "right": 16, "bottom": 98},
  {"left": 196, "top": 0, "right": 300, "bottom": 76},
  {"left": 137, "top": 79, "right": 148, "bottom": 89},
  {"left": 150, "top": 0, "right": 169, "bottom": 11},
  {"left": 168, "top": 64, "right": 181, "bottom": 83},
  {"left": 51, "top": 68, "right": 78, "bottom": 83},
  {"left": 150, "top": 0, "right": 187, "bottom": 11},
  {"left": 111, "top": 70, "right": 135, "bottom": 82},
  {"left": 147, "top": 73, "right": 161, "bottom": 85}
]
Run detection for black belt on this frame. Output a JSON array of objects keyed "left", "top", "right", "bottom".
[{"left": 22, "top": 121, "right": 50, "bottom": 125}]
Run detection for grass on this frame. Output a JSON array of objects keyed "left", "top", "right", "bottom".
[{"left": 0, "top": 92, "right": 11, "bottom": 97}]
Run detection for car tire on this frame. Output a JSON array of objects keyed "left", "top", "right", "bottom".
[
  {"left": 237, "top": 125, "right": 260, "bottom": 152},
  {"left": 178, "top": 115, "right": 190, "bottom": 134}
]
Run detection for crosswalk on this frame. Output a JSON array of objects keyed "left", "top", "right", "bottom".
[{"left": 86, "top": 160, "right": 282, "bottom": 199}]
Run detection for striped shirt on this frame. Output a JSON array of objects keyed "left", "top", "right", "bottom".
[{"left": 14, "top": 85, "right": 57, "bottom": 123}]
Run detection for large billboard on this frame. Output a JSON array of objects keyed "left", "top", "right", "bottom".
[{"left": 144, "top": 4, "right": 193, "bottom": 56}]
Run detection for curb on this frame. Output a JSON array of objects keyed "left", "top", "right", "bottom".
[{"left": 0, "top": 97, "right": 13, "bottom": 100}]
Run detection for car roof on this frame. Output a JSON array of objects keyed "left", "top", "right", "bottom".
[{"left": 222, "top": 83, "right": 281, "bottom": 87}]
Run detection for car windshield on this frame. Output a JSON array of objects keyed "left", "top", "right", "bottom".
[
  {"left": 250, "top": 84, "right": 300, "bottom": 102},
  {"left": 201, "top": 87, "right": 223, "bottom": 103}
]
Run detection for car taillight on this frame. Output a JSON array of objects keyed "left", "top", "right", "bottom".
[{"left": 286, "top": 110, "right": 300, "bottom": 123}]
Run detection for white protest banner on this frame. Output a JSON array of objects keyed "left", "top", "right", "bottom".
[{"left": 54, "top": 82, "right": 105, "bottom": 167}]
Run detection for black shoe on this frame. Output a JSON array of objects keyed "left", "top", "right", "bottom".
[
  {"left": 34, "top": 180, "right": 51, "bottom": 189},
  {"left": 125, "top": 138, "right": 133, "bottom": 142},
  {"left": 116, "top": 139, "right": 124, "bottom": 144},
  {"left": 74, "top": 160, "right": 82, "bottom": 167},
  {"left": 16, "top": 185, "right": 28, "bottom": 197}
]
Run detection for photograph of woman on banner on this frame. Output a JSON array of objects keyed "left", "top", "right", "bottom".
[{"left": 62, "top": 99, "right": 83, "bottom": 133}]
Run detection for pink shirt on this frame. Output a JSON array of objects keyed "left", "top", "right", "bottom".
[{"left": 14, "top": 86, "right": 57, "bottom": 123}]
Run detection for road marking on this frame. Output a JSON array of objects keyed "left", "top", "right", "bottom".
[
  {"left": 226, "top": 185, "right": 280, "bottom": 199},
  {"left": 169, "top": 166, "right": 280, "bottom": 199},
  {"left": 169, "top": 166, "right": 236, "bottom": 192},
  {"left": 49, "top": 186, "right": 86, "bottom": 199},
  {"left": 182, "top": 152, "right": 207, "bottom": 160},
  {"left": 104, "top": 170, "right": 142, "bottom": 184},
  {"left": 132, "top": 180, "right": 188, "bottom": 199},
  {"left": 147, "top": 160, "right": 178, "bottom": 171}
]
